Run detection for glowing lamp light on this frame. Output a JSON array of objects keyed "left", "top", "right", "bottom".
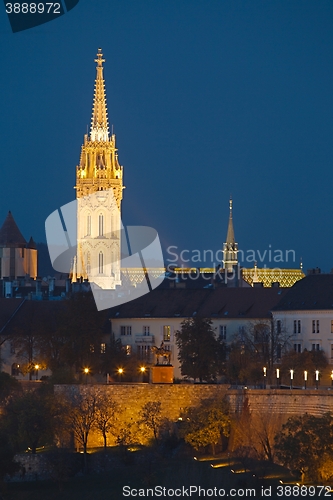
[
  {"left": 290, "top": 369, "right": 294, "bottom": 380},
  {"left": 84, "top": 368, "right": 89, "bottom": 374},
  {"left": 276, "top": 368, "right": 280, "bottom": 379},
  {"left": 35, "top": 364, "right": 39, "bottom": 370},
  {"left": 118, "top": 368, "right": 124, "bottom": 374},
  {"left": 304, "top": 370, "right": 308, "bottom": 381},
  {"left": 315, "top": 370, "right": 319, "bottom": 381},
  {"left": 140, "top": 366, "right": 146, "bottom": 373},
  {"left": 263, "top": 366, "right": 267, "bottom": 377}
]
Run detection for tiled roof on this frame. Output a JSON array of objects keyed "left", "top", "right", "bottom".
[
  {"left": 0, "top": 212, "right": 27, "bottom": 248},
  {"left": 109, "top": 287, "right": 288, "bottom": 320},
  {"left": 273, "top": 274, "right": 333, "bottom": 311}
]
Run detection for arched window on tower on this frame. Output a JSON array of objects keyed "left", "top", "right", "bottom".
[
  {"left": 87, "top": 214, "right": 91, "bottom": 236},
  {"left": 99, "top": 251, "right": 104, "bottom": 274},
  {"left": 86, "top": 252, "right": 91, "bottom": 276},
  {"left": 99, "top": 214, "right": 104, "bottom": 237}
]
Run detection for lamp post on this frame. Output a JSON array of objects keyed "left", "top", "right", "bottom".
[
  {"left": 84, "top": 367, "right": 89, "bottom": 385},
  {"left": 276, "top": 368, "right": 280, "bottom": 388},
  {"left": 118, "top": 368, "right": 124, "bottom": 382},
  {"left": 35, "top": 364, "right": 39, "bottom": 381},
  {"left": 140, "top": 366, "right": 146, "bottom": 382},
  {"left": 290, "top": 369, "right": 294, "bottom": 389},
  {"left": 304, "top": 370, "right": 307, "bottom": 390},
  {"left": 315, "top": 370, "right": 319, "bottom": 390},
  {"left": 263, "top": 366, "right": 267, "bottom": 389}
]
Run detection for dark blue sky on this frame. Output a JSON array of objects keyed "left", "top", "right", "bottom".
[{"left": 1, "top": 1, "right": 333, "bottom": 271}]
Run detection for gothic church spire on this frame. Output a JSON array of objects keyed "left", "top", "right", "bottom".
[
  {"left": 90, "top": 48, "right": 109, "bottom": 142},
  {"left": 222, "top": 198, "right": 238, "bottom": 272}
]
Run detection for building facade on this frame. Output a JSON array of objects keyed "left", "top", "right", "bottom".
[{"left": 272, "top": 274, "right": 333, "bottom": 363}]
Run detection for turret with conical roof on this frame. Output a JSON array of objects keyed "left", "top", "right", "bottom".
[
  {"left": 222, "top": 198, "right": 238, "bottom": 272},
  {"left": 0, "top": 211, "right": 27, "bottom": 248},
  {"left": 0, "top": 212, "right": 37, "bottom": 279}
]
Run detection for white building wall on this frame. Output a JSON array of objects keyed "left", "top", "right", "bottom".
[
  {"left": 272, "top": 310, "right": 333, "bottom": 363},
  {"left": 112, "top": 317, "right": 271, "bottom": 379}
]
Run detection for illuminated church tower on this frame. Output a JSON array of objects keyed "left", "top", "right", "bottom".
[
  {"left": 222, "top": 198, "right": 238, "bottom": 272},
  {"left": 75, "top": 49, "right": 123, "bottom": 289}
]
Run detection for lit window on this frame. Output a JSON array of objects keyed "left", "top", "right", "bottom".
[
  {"left": 90, "top": 344, "right": 95, "bottom": 353},
  {"left": 100, "top": 343, "right": 106, "bottom": 354},
  {"left": 163, "top": 325, "right": 171, "bottom": 342},
  {"left": 125, "top": 345, "right": 131, "bottom": 356}
]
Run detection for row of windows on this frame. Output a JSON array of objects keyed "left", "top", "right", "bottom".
[
  {"left": 290, "top": 319, "right": 333, "bottom": 335},
  {"left": 120, "top": 325, "right": 228, "bottom": 342},
  {"left": 293, "top": 343, "right": 321, "bottom": 352},
  {"left": 120, "top": 325, "right": 172, "bottom": 341},
  {"left": 84, "top": 213, "right": 118, "bottom": 238}
]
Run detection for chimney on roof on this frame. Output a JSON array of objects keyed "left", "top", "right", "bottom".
[{"left": 307, "top": 268, "right": 321, "bottom": 275}]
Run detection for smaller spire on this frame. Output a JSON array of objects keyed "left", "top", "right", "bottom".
[{"left": 226, "top": 197, "right": 235, "bottom": 245}]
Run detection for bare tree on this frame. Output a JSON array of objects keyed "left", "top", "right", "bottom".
[
  {"left": 139, "top": 401, "right": 163, "bottom": 444},
  {"left": 66, "top": 389, "right": 98, "bottom": 472},
  {"left": 94, "top": 390, "right": 120, "bottom": 449}
]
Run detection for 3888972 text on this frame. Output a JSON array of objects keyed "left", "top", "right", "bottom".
[
  {"left": 276, "top": 485, "right": 331, "bottom": 496},
  {"left": 5, "top": 3, "right": 61, "bottom": 14}
]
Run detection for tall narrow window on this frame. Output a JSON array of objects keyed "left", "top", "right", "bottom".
[
  {"left": 293, "top": 320, "right": 297, "bottom": 334},
  {"left": 312, "top": 320, "right": 316, "bottom": 334},
  {"left": 163, "top": 325, "right": 171, "bottom": 342},
  {"left": 143, "top": 326, "right": 150, "bottom": 336},
  {"left": 86, "top": 252, "right": 91, "bottom": 276},
  {"left": 87, "top": 214, "right": 91, "bottom": 236},
  {"left": 298, "top": 320, "right": 301, "bottom": 334},
  {"left": 99, "top": 251, "right": 104, "bottom": 274},
  {"left": 219, "top": 325, "right": 227, "bottom": 340},
  {"left": 316, "top": 320, "right": 320, "bottom": 333},
  {"left": 99, "top": 214, "right": 104, "bottom": 236}
]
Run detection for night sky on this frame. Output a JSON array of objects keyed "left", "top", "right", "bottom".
[{"left": 1, "top": 1, "right": 333, "bottom": 272}]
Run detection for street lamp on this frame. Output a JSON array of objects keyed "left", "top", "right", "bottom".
[
  {"left": 84, "top": 367, "right": 89, "bottom": 384},
  {"left": 290, "top": 369, "right": 294, "bottom": 389},
  {"left": 276, "top": 368, "right": 280, "bottom": 388},
  {"left": 304, "top": 370, "right": 307, "bottom": 390},
  {"left": 35, "top": 364, "right": 39, "bottom": 381},
  {"left": 263, "top": 366, "right": 267, "bottom": 389},
  {"left": 140, "top": 366, "right": 146, "bottom": 382},
  {"left": 315, "top": 370, "right": 319, "bottom": 390},
  {"left": 118, "top": 368, "right": 124, "bottom": 382}
]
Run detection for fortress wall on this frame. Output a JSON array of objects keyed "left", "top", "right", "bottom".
[{"left": 55, "top": 385, "right": 333, "bottom": 447}]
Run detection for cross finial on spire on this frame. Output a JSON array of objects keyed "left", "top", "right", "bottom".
[{"left": 95, "top": 48, "right": 105, "bottom": 67}]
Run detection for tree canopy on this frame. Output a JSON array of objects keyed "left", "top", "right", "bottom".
[
  {"left": 274, "top": 412, "right": 333, "bottom": 482},
  {"left": 175, "top": 317, "right": 223, "bottom": 382}
]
